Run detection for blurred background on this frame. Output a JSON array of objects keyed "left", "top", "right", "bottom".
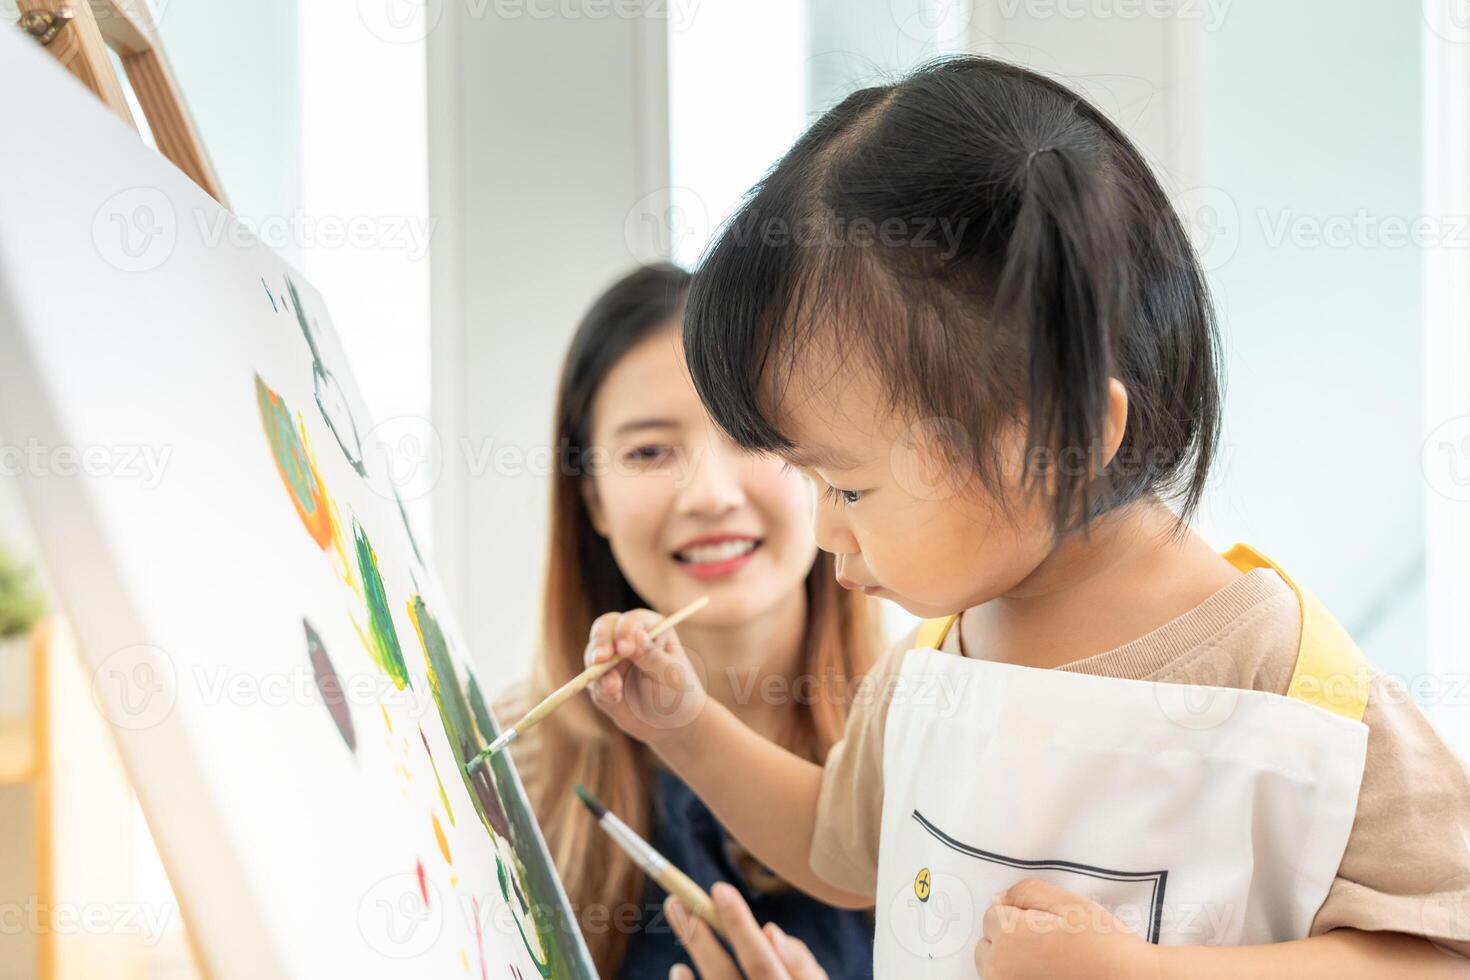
[{"left": 1, "top": 2, "right": 1469, "bottom": 972}]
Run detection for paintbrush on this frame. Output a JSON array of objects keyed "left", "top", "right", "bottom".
[
  {"left": 575, "top": 784, "right": 724, "bottom": 936},
  {"left": 466, "top": 595, "right": 709, "bottom": 772}
]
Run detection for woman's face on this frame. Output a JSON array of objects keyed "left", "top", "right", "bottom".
[{"left": 583, "top": 325, "right": 817, "bottom": 627}]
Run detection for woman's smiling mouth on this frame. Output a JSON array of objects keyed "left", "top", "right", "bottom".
[{"left": 672, "top": 535, "right": 763, "bottom": 579}]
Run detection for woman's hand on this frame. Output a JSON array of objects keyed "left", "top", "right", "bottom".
[
  {"left": 666, "top": 883, "right": 830, "bottom": 980},
  {"left": 586, "top": 608, "right": 708, "bottom": 749}
]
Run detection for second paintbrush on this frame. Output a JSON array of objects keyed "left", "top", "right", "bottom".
[
  {"left": 467, "top": 594, "right": 709, "bottom": 773},
  {"left": 575, "top": 784, "right": 724, "bottom": 936}
]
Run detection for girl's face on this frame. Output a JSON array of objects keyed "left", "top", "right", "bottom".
[
  {"left": 583, "top": 326, "right": 818, "bottom": 626},
  {"left": 776, "top": 354, "right": 1059, "bottom": 619}
]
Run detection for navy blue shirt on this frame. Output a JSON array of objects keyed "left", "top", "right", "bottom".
[{"left": 615, "top": 768, "right": 874, "bottom": 980}]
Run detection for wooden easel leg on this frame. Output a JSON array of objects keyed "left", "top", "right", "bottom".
[
  {"left": 14, "top": 0, "right": 230, "bottom": 208},
  {"left": 16, "top": 1, "right": 136, "bottom": 128}
]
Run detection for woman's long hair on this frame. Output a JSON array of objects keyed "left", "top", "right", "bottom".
[{"left": 506, "top": 264, "right": 880, "bottom": 975}]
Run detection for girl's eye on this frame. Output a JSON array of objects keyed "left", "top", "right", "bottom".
[{"left": 822, "top": 484, "right": 864, "bottom": 507}]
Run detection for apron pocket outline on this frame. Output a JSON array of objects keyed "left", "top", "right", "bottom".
[{"left": 913, "top": 809, "right": 1171, "bottom": 943}]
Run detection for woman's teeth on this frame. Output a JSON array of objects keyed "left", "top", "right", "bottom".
[{"left": 675, "top": 539, "right": 759, "bottom": 564}]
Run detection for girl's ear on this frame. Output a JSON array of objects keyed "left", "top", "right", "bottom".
[
  {"left": 581, "top": 478, "right": 610, "bottom": 538},
  {"left": 1100, "top": 377, "right": 1129, "bottom": 466}
]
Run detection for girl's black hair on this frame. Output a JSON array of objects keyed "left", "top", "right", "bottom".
[{"left": 683, "top": 56, "right": 1221, "bottom": 534}]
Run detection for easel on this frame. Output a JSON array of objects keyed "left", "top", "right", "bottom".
[
  {"left": 15, "top": 0, "right": 228, "bottom": 207},
  {"left": 9, "top": 4, "right": 219, "bottom": 975}
]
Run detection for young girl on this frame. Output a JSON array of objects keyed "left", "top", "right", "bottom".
[
  {"left": 499, "top": 265, "right": 882, "bottom": 977},
  {"left": 583, "top": 59, "right": 1470, "bottom": 977}
]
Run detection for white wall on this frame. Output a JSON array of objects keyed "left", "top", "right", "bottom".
[
  {"left": 428, "top": 4, "right": 670, "bottom": 676},
  {"left": 1422, "top": 2, "right": 1470, "bottom": 751},
  {"left": 298, "top": 3, "right": 433, "bottom": 539},
  {"left": 154, "top": 0, "right": 303, "bottom": 263},
  {"left": 1189, "top": 1, "right": 1425, "bottom": 680}
]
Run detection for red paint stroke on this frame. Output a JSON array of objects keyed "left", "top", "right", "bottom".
[
  {"left": 416, "top": 859, "right": 428, "bottom": 906},
  {"left": 472, "top": 897, "right": 488, "bottom": 980}
]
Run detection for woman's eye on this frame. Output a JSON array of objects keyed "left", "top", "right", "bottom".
[
  {"left": 623, "top": 444, "right": 672, "bottom": 464},
  {"left": 822, "top": 484, "right": 864, "bottom": 506}
]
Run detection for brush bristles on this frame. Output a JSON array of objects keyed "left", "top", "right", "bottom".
[{"left": 574, "top": 783, "right": 606, "bottom": 820}]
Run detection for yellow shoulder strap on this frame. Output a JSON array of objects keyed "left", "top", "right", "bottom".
[
  {"left": 916, "top": 614, "right": 959, "bottom": 651},
  {"left": 1222, "top": 543, "right": 1370, "bottom": 723},
  {"left": 912, "top": 546, "right": 1368, "bottom": 723}
]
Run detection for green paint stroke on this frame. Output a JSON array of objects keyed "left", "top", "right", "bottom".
[
  {"left": 408, "top": 593, "right": 552, "bottom": 975},
  {"left": 351, "top": 519, "right": 410, "bottom": 690},
  {"left": 408, "top": 594, "right": 557, "bottom": 978},
  {"left": 419, "top": 726, "right": 455, "bottom": 827},
  {"left": 407, "top": 594, "right": 511, "bottom": 839}
]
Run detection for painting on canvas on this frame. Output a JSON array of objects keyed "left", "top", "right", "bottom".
[{"left": 0, "top": 28, "right": 594, "bottom": 979}]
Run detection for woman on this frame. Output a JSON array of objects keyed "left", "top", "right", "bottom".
[{"left": 502, "top": 264, "right": 881, "bottom": 978}]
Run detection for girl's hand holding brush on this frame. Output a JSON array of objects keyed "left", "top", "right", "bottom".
[{"left": 586, "top": 608, "right": 709, "bottom": 750}]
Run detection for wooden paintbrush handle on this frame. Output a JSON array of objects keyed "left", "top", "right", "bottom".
[
  {"left": 659, "top": 864, "right": 723, "bottom": 935},
  {"left": 504, "top": 595, "right": 710, "bottom": 737}
]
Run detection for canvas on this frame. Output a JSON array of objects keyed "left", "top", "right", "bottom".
[{"left": 0, "top": 29, "right": 595, "bottom": 979}]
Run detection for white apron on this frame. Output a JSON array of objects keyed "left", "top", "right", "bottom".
[{"left": 875, "top": 545, "right": 1371, "bottom": 975}]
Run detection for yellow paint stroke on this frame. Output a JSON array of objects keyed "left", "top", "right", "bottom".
[
  {"left": 407, "top": 600, "right": 435, "bottom": 687},
  {"left": 301, "top": 422, "right": 358, "bottom": 592},
  {"left": 293, "top": 418, "right": 336, "bottom": 551},
  {"left": 460, "top": 949, "right": 470, "bottom": 971},
  {"left": 433, "top": 812, "right": 452, "bottom": 865},
  {"left": 254, "top": 376, "right": 332, "bottom": 548},
  {"left": 381, "top": 704, "right": 394, "bottom": 734},
  {"left": 419, "top": 724, "right": 456, "bottom": 826}
]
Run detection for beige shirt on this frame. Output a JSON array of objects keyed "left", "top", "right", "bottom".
[{"left": 811, "top": 568, "right": 1470, "bottom": 955}]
